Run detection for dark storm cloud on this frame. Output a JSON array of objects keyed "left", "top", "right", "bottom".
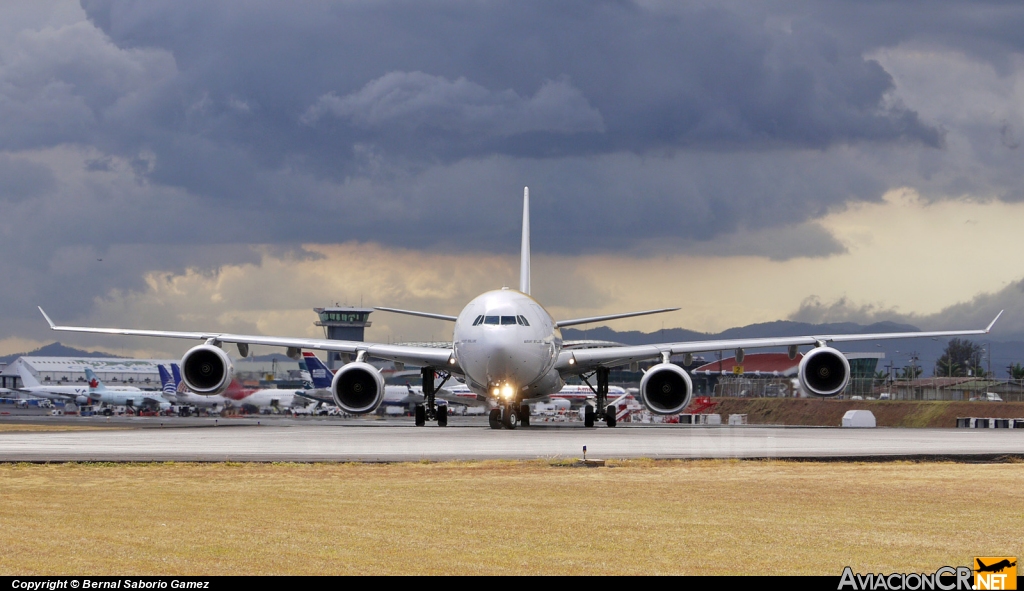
[
  {"left": 0, "top": 0, "right": 1022, "bottom": 338},
  {"left": 77, "top": 0, "right": 940, "bottom": 165},
  {"left": 784, "top": 0, "right": 1024, "bottom": 73},
  {"left": 9, "top": 0, "right": 936, "bottom": 253},
  {"left": 0, "top": 156, "right": 55, "bottom": 201}
]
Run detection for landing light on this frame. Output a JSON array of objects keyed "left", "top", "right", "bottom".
[
  {"left": 502, "top": 384, "right": 515, "bottom": 398},
  {"left": 493, "top": 388, "right": 500, "bottom": 396}
]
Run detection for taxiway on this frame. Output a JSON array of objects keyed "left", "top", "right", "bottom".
[{"left": 1, "top": 418, "right": 1022, "bottom": 461}]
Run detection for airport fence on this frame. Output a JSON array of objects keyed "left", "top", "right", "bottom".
[{"left": 707, "top": 376, "right": 1024, "bottom": 402}]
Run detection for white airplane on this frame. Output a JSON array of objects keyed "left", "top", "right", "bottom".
[
  {"left": 226, "top": 386, "right": 308, "bottom": 412},
  {"left": 38, "top": 187, "right": 1003, "bottom": 430},
  {"left": 14, "top": 361, "right": 92, "bottom": 404},
  {"left": 84, "top": 368, "right": 172, "bottom": 411},
  {"left": 13, "top": 360, "right": 145, "bottom": 405}
]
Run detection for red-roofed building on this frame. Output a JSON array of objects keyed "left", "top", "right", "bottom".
[
  {"left": 691, "top": 351, "right": 884, "bottom": 398},
  {"left": 692, "top": 352, "right": 802, "bottom": 377}
]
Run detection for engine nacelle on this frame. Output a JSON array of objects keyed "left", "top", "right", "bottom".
[
  {"left": 180, "top": 344, "right": 234, "bottom": 395},
  {"left": 798, "top": 346, "right": 850, "bottom": 397},
  {"left": 639, "top": 362, "right": 693, "bottom": 415},
  {"left": 331, "top": 361, "right": 385, "bottom": 414},
  {"left": 76, "top": 395, "right": 90, "bottom": 406}
]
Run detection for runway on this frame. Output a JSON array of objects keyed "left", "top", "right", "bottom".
[{"left": 1, "top": 419, "right": 1023, "bottom": 461}]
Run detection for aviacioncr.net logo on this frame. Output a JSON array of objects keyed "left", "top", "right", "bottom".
[{"left": 839, "top": 566, "right": 973, "bottom": 590}]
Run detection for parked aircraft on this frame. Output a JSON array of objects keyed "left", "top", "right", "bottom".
[
  {"left": 39, "top": 187, "right": 1003, "bottom": 430},
  {"left": 14, "top": 361, "right": 92, "bottom": 404},
  {"left": 13, "top": 360, "right": 146, "bottom": 405},
  {"left": 84, "top": 368, "right": 171, "bottom": 411},
  {"left": 158, "top": 365, "right": 229, "bottom": 411},
  {"left": 163, "top": 363, "right": 306, "bottom": 412}
]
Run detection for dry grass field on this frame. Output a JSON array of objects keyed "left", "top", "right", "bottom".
[{"left": 0, "top": 460, "right": 1021, "bottom": 575}]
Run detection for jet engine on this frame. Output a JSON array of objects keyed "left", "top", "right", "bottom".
[
  {"left": 331, "top": 362, "right": 385, "bottom": 414},
  {"left": 639, "top": 362, "right": 693, "bottom": 415},
  {"left": 798, "top": 347, "right": 850, "bottom": 397},
  {"left": 180, "top": 344, "right": 234, "bottom": 395},
  {"left": 76, "top": 395, "right": 90, "bottom": 406}
]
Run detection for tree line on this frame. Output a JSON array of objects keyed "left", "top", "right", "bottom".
[{"left": 874, "top": 338, "right": 1024, "bottom": 379}]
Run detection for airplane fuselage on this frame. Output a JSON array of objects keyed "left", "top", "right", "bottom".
[
  {"left": 20, "top": 385, "right": 90, "bottom": 402},
  {"left": 452, "top": 288, "right": 564, "bottom": 402}
]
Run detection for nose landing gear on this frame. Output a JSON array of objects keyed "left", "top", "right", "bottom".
[{"left": 487, "top": 402, "right": 529, "bottom": 429}]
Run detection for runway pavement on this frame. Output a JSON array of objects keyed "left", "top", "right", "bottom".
[{"left": 1, "top": 419, "right": 1023, "bottom": 461}]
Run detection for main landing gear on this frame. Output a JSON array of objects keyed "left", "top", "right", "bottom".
[
  {"left": 488, "top": 402, "right": 532, "bottom": 430},
  {"left": 581, "top": 366, "right": 617, "bottom": 428},
  {"left": 414, "top": 367, "right": 450, "bottom": 427}
]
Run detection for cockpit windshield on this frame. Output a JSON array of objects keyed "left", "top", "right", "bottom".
[{"left": 476, "top": 314, "right": 527, "bottom": 327}]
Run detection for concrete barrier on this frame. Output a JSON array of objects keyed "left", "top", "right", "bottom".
[{"left": 842, "top": 410, "right": 876, "bottom": 428}]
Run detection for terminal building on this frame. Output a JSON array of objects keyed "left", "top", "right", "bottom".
[{"left": 0, "top": 357, "right": 177, "bottom": 390}]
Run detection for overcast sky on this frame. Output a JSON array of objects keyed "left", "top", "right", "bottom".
[{"left": 1, "top": 0, "right": 1024, "bottom": 358}]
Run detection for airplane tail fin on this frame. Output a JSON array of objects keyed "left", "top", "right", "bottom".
[
  {"left": 170, "top": 364, "right": 185, "bottom": 393},
  {"left": 297, "top": 359, "right": 314, "bottom": 390},
  {"left": 158, "top": 366, "right": 176, "bottom": 396},
  {"left": 520, "top": 186, "right": 530, "bottom": 295},
  {"left": 84, "top": 368, "right": 107, "bottom": 392},
  {"left": 16, "top": 361, "right": 41, "bottom": 388},
  {"left": 302, "top": 352, "right": 334, "bottom": 389}
]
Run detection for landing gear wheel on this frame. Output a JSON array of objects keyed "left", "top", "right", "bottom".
[
  {"left": 584, "top": 405, "right": 595, "bottom": 428},
  {"left": 519, "top": 404, "right": 531, "bottom": 427},
  {"left": 414, "top": 404, "right": 426, "bottom": 427},
  {"left": 605, "top": 405, "right": 617, "bottom": 428},
  {"left": 437, "top": 405, "right": 448, "bottom": 427},
  {"left": 502, "top": 406, "right": 519, "bottom": 430},
  {"left": 488, "top": 408, "right": 502, "bottom": 430}
]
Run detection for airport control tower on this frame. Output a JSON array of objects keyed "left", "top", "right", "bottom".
[{"left": 314, "top": 306, "right": 374, "bottom": 369}]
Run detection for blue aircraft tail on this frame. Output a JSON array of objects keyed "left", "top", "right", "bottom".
[
  {"left": 158, "top": 365, "right": 176, "bottom": 396},
  {"left": 171, "top": 364, "right": 185, "bottom": 393},
  {"left": 302, "top": 352, "right": 334, "bottom": 388}
]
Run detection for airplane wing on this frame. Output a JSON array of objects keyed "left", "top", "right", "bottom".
[
  {"left": 374, "top": 307, "right": 458, "bottom": 322},
  {"left": 140, "top": 395, "right": 171, "bottom": 407},
  {"left": 555, "top": 312, "right": 1004, "bottom": 374},
  {"left": 294, "top": 391, "right": 336, "bottom": 405},
  {"left": 555, "top": 308, "right": 679, "bottom": 328},
  {"left": 38, "top": 308, "right": 460, "bottom": 371}
]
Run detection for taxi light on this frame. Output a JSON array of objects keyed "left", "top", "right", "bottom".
[
  {"left": 493, "top": 388, "right": 500, "bottom": 396},
  {"left": 502, "top": 384, "right": 514, "bottom": 398}
]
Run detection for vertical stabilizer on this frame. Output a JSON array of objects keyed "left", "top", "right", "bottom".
[
  {"left": 16, "top": 361, "right": 41, "bottom": 388},
  {"left": 158, "top": 366, "right": 176, "bottom": 396},
  {"left": 85, "top": 368, "right": 107, "bottom": 392},
  {"left": 520, "top": 187, "right": 531, "bottom": 295}
]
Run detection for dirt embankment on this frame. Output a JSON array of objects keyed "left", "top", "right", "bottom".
[{"left": 707, "top": 398, "right": 1024, "bottom": 428}]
